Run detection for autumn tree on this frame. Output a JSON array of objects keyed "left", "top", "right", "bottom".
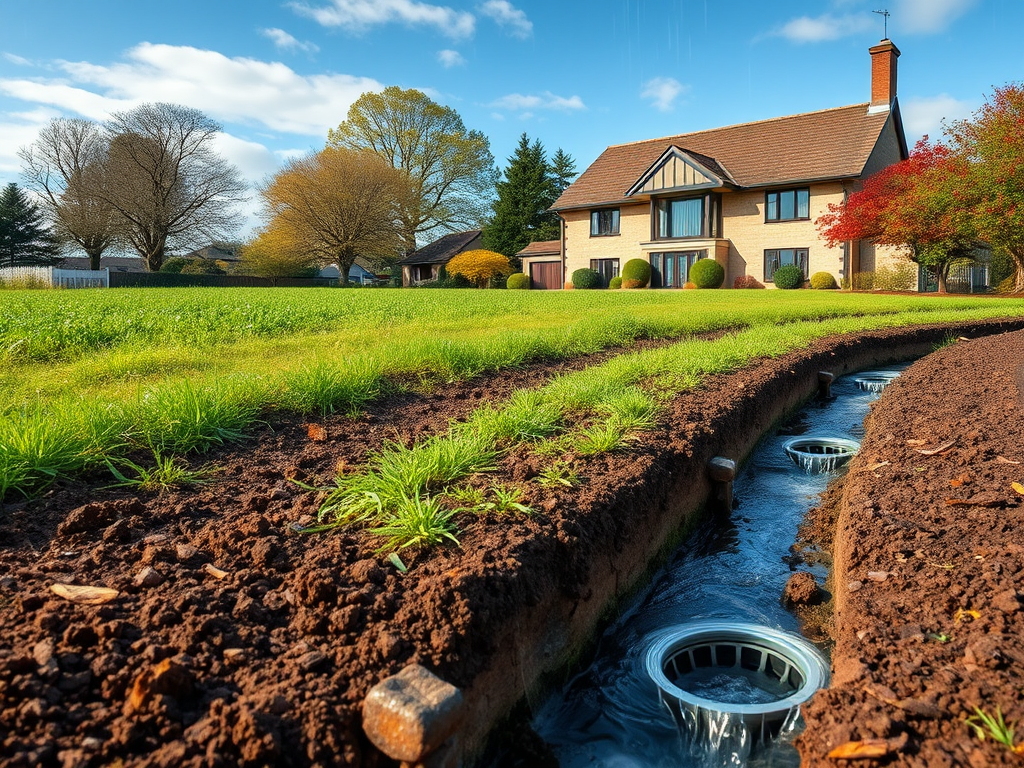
[
  {"left": 817, "top": 139, "right": 977, "bottom": 293},
  {"left": 101, "top": 103, "right": 247, "bottom": 271},
  {"left": 0, "top": 183, "right": 60, "bottom": 267},
  {"left": 445, "top": 249, "right": 512, "bottom": 287},
  {"left": 251, "top": 146, "right": 409, "bottom": 285},
  {"left": 239, "top": 228, "right": 319, "bottom": 279},
  {"left": 328, "top": 87, "right": 496, "bottom": 254},
  {"left": 946, "top": 84, "right": 1024, "bottom": 292},
  {"left": 19, "top": 118, "right": 123, "bottom": 270}
]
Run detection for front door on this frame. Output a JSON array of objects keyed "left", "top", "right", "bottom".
[{"left": 530, "top": 261, "right": 562, "bottom": 290}]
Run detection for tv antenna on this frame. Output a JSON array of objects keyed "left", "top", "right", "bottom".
[{"left": 873, "top": 9, "right": 890, "bottom": 39}]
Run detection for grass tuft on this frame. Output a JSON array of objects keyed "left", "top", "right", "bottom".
[
  {"left": 105, "top": 453, "right": 216, "bottom": 492},
  {"left": 370, "top": 492, "right": 461, "bottom": 552},
  {"left": 282, "top": 358, "right": 384, "bottom": 416}
]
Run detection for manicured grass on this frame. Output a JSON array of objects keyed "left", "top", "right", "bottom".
[{"left": 3, "top": 286, "right": 1024, "bottom": 503}]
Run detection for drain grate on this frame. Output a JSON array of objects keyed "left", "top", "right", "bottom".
[
  {"left": 853, "top": 370, "right": 901, "bottom": 393},
  {"left": 646, "top": 622, "right": 829, "bottom": 748},
  {"left": 783, "top": 436, "right": 860, "bottom": 473}
]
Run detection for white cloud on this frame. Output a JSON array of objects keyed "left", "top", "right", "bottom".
[
  {"left": 437, "top": 49, "right": 466, "bottom": 68},
  {"left": 0, "top": 107, "right": 61, "bottom": 177},
  {"left": 478, "top": 1, "right": 532, "bottom": 38},
  {"left": 290, "top": 0, "right": 475, "bottom": 38},
  {"left": 896, "top": 0, "right": 977, "bottom": 34},
  {"left": 775, "top": 13, "right": 874, "bottom": 43},
  {"left": 640, "top": 77, "right": 688, "bottom": 112},
  {"left": 901, "top": 94, "right": 975, "bottom": 140},
  {"left": 3, "top": 53, "right": 32, "bottom": 67},
  {"left": 489, "top": 92, "right": 585, "bottom": 112},
  {"left": 0, "top": 43, "right": 383, "bottom": 136},
  {"left": 261, "top": 28, "right": 320, "bottom": 54}
]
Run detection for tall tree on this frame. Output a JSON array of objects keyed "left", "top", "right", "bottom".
[
  {"left": 483, "top": 134, "right": 562, "bottom": 260},
  {"left": 0, "top": 183, "right": 60, "bottom": 267},
  {"left": 817, "top": 139, "right": 977, "bottom": 293},
  {"left": 251, "top": 146, "right": 410, "bottom": 285},
  {"left": 945, "top": 84, "right": 1024, "bottom": 292},
  {"left": 328, "top": 87, "right": 496, "bottom": 253},
  {"left": 101, "top": 103, "right": 247, "bottom": 271},
  {"left": 549, "top": 147, "right": 578, "bottom": 196},
  {"left": 19, "top": 118, "right": 122, "bottom": 270}
]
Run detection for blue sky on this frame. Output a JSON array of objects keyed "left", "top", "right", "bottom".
[{"left": 1, "top": 0, "right": 1022, "bottom": 238}]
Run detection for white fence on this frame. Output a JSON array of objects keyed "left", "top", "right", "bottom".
[{"left": 0, "top": 266, "right": 109, "bottom": 288}]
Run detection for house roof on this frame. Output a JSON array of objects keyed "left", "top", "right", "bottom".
[
  {"left": 59, "top": 256, "right": 148, "bottom": 273},
  {"left": 516, "top": 240, "right": 561, "bottom": 258},
  {"left": 397, "top": 230, "right": 482, "bottom": 265},
  {"left": 552, "top": 103, "right": 894, "bottom": 211}
]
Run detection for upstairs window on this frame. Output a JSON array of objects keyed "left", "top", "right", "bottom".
[
  {"left": 765, "top": 188, "right": 810, "bottom": 222},
  {"left": 655, "top": 193, "right": 721, "bottom": 239},
  {"left": 764, "top": 248, "right": 809, "bottom": 282},
  {"left": 591, "top": 208, "right": 620, "bottom": 236}
]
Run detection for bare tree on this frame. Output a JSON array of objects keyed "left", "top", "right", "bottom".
[
  {"left": 19, "top": 118, "right": 121, "bottom": 270},
  {"left": 102, "top": 103, "right": 247, "bottom": 271},
  {"left": 250, "top": 146, "right": 409, "bottom": 284}
]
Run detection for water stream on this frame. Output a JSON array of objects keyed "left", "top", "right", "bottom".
[{"left": 529, "top": 369, "right": 903, "bottom": 768}]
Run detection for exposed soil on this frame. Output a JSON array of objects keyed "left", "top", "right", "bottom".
[
  {"left": 2, "top": 318, "right": 1024, "bottom": 768},
  {"left": 797, "top": 330, "right": 1024, "bottom": 767}
]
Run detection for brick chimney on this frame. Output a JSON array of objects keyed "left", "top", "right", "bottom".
[{"left": 869, "top": 39, "right": 900, "bottom": 112}]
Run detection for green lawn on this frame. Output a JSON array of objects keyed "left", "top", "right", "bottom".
[{"left": 2, "top": 286, "right": 1024, "bottom": 502}]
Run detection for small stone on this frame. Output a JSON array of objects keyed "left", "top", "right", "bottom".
[
  {"left": 298, "top": 650, "right": 327, "bottom": 671},
  {"left": 33, "top": 639, "right": 56, "bottom": 667},
  {"left": 362, "top": 664, "right": 464, "bottom": 763},
  {"left": 126, "top": 658, "right": 194, "bottom": 714},
  {"left": 134, "top": 567, "right": 165, "bottom": 588},
  {"left": 175, "top": 543, "right": 199, "bottom": 562},
  {"left": 847, "top": 580, "right": 864, "bottom": 593},
  {"left": 143, "top": 533, "right": 169, "bottom": 545},
  {"left": 81, "top": 738, "right": 103, "bottom": 751},
  {"left": 782, "top": 572, "right": 821, "bottom": 607},
  {"left": 223, "top": 648, "right": 247, "bottom": 665},
  {"left": 866, "top": 571, "right": 889, "bottom": 582},
  {"left": 270, "top": 487, "right": 289, "bottom": 501}
]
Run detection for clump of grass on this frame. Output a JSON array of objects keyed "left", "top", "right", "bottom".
[
  {"left": 488, "top": 483, "right": 534, "bottom": 515},
  {"left": 467, "top": 390, "right": 562, "bottom": 445},
  {"left": 282, "top": 358, "right": 384, "bottom": 416},
  {"left": 105, "top": 453, "right": 216, "bottom": 492},
  {"left": 933, "top": 331, "right": 960, "bottom": 351},
  {"left": 132, "top": 378, "right": 263, "bottom": 455},
  {"left": 536, "top": 460, "right": 579, "bottom": 488},
  {"left": 574, "top": 421, "right": 630, "bottom": 455},
  {"left": 370, "top": 492, "right": 460, "bottom": 552},
  {"left": 0, "top": 404, "right": 97, "bottom": 501},
  {"left": 966, "top": 707, "right": 1023, "bottom": 754},
  {"left": 444, "top": 484, "right": 487, "bottom": 507}
]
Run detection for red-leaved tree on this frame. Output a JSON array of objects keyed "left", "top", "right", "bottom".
[
  {"left": 817, "top": 138, "right": 977, "bottom": 293},
  {"left": 946, "top": 84, "right": 1024, "bottom": 292}
]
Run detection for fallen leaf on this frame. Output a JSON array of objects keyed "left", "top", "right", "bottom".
[
  {"left": 917, "top": 440, "right": 956, "bottom": 456},
  {"left": 906, "top": 439, "right": 927, "bottom": 446},
  {"left": 954, "top": 608, "right": 981, "bottom": 623},
  {"left": 827, "top": 739, "right": 891, "bottom": 759},
  {"left": 305, "top": 423, "right": 328, "bottom": 442},
  {"left": 1012, "top": 482, "right": 1024, "bottom": 496},
  {"left": 868, "top": 461, "right": 890, "bottom": 471},
  {"left": 50, "top": 583, "right": 119, "bottom": 605},
  {"left": 996, "top": 456, "right": 1021, "bottom": 465},
  {"left": 203, "top": 564, "right": 229, "bottom": 580}
]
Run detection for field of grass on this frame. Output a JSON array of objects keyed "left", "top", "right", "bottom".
[{"left": 3, "top": 285, "right": 1024, "bottom": 504}]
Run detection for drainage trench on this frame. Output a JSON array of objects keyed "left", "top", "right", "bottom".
[{"left": 529, "top": 368, "right": 904, "bottom": 767}]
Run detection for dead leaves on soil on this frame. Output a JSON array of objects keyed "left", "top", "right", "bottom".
[
  {"left": 827, "top": 739, "right": 892, "bottom": 760},
  {"left": 50, "top": 583, "right": 119, "bottom": 605},
  {"left": 304, "top": 423, "right": 328, "bottom": 442}
]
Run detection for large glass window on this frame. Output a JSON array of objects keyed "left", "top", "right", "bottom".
[
  {"left": 656, "top": 197, "right": 703, "bottom": 239},
  {"left": 590, "top": 208, "right": 620, "bottom": 236},
  {"left": 764, "top": 248, "right": 809, "bottom": 282},
  {"left": 649, "top": 251, "right": 707, "bottom": 288},
  {"left": 590, "top": 258, "right": 619, "bottom": 286},
  {"left": 766, "top": 188, "right": 810, "bottom": 222}
]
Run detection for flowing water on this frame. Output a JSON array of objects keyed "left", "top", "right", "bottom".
[{"left": 529, "top": 369, "right": 903, "bottom": 768}]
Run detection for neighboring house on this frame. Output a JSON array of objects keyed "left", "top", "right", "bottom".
[
  {"left": 59, "top": 255, "right": 147, "bottom": 273},
  {"left": 551, "top": 40, "right": 911, "bottom": 289},
  {"left": 397, "top": 230, "right": 482, "bottom": 287},
  {"left": 185, "top": 244, "right": 242, "bottom": 264},
  {"left": 516, "top": 240, "right": 563, "bottom": 290},
  {"left": 318, "top": 256, "right": 383, "bottom": 284}
]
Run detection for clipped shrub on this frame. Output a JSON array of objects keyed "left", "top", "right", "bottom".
[
  {"left": 506, "top": 272, "right": 530, "bottom": 289},
  {"left": 160, "top": 257, "right": 189, "bottom": 274},
  {"left": 772, "top": 265, "right": 805, "bottom": 289},
  {"left": 620, "top": 258, "right": 652, "bottom": 288},
  {"left": 180, "top": 259, "right": 226, "bottom": 276},
  {"left": 873, "top": 263, "right": 916, "bottom": 292},
  {"left": 689, "top": 258, "right": 725, "bottom": 289},
  {"left": 563, "top": 281, "right": 574, "bottom": 290},
  {"left": 852, "top": 271, "right": 874, "bottom": 290},
  {"left": 446, "top": 249, "right": 512, "bottom": 287},
  {"left": 809, "top": 271, "right": 838, "bottom": 290},
  {"left": 571, "top": 267, "right": 603, "bottom": 289},
  {"left": 683, "top": 282, "right": 697, "bottom": 290},
  {"left": 732, "top": 275, "right": 765, "bottom": 289},
  {"left": 608, "top": 276, "right": 623, "bottom": 289}
]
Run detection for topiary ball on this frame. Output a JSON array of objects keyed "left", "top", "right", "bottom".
[
  {"left": 809, "top": 271, "right": 838, "bottom": 290},
  {"left": 689, "top": 258, "right": 725, "bottom": 288},
  {"left": 683, "top": 282, "right": 697, "bottom": 290},
  {"left": 621, "top": 258, "right": 651, "bottom": 287},
  {"left": 571, "top": 267, "right": 603, "bottom": 289},
  {"left": 609, "top": 276, "right": 623, "bottom": 289},
  {"left": 773, "top": 265, "right": 805, "bottom": 289},
  {"left": 506, "top": 272, "right": 530, "bottom": 289},
  {"left": 733, "top": 275, "right": 765, "bottom": 289}
]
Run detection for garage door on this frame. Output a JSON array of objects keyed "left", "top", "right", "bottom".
[{"left": 529, "top": 261, "right": 562, "bottom": 290}]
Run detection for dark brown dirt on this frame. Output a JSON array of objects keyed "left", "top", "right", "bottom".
[
  {"left": 3, "top": 318, "right": 1024, "bottom": 768},
  {"left": 797, "top": 330, "right": 1024, "bottom": 767}
]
